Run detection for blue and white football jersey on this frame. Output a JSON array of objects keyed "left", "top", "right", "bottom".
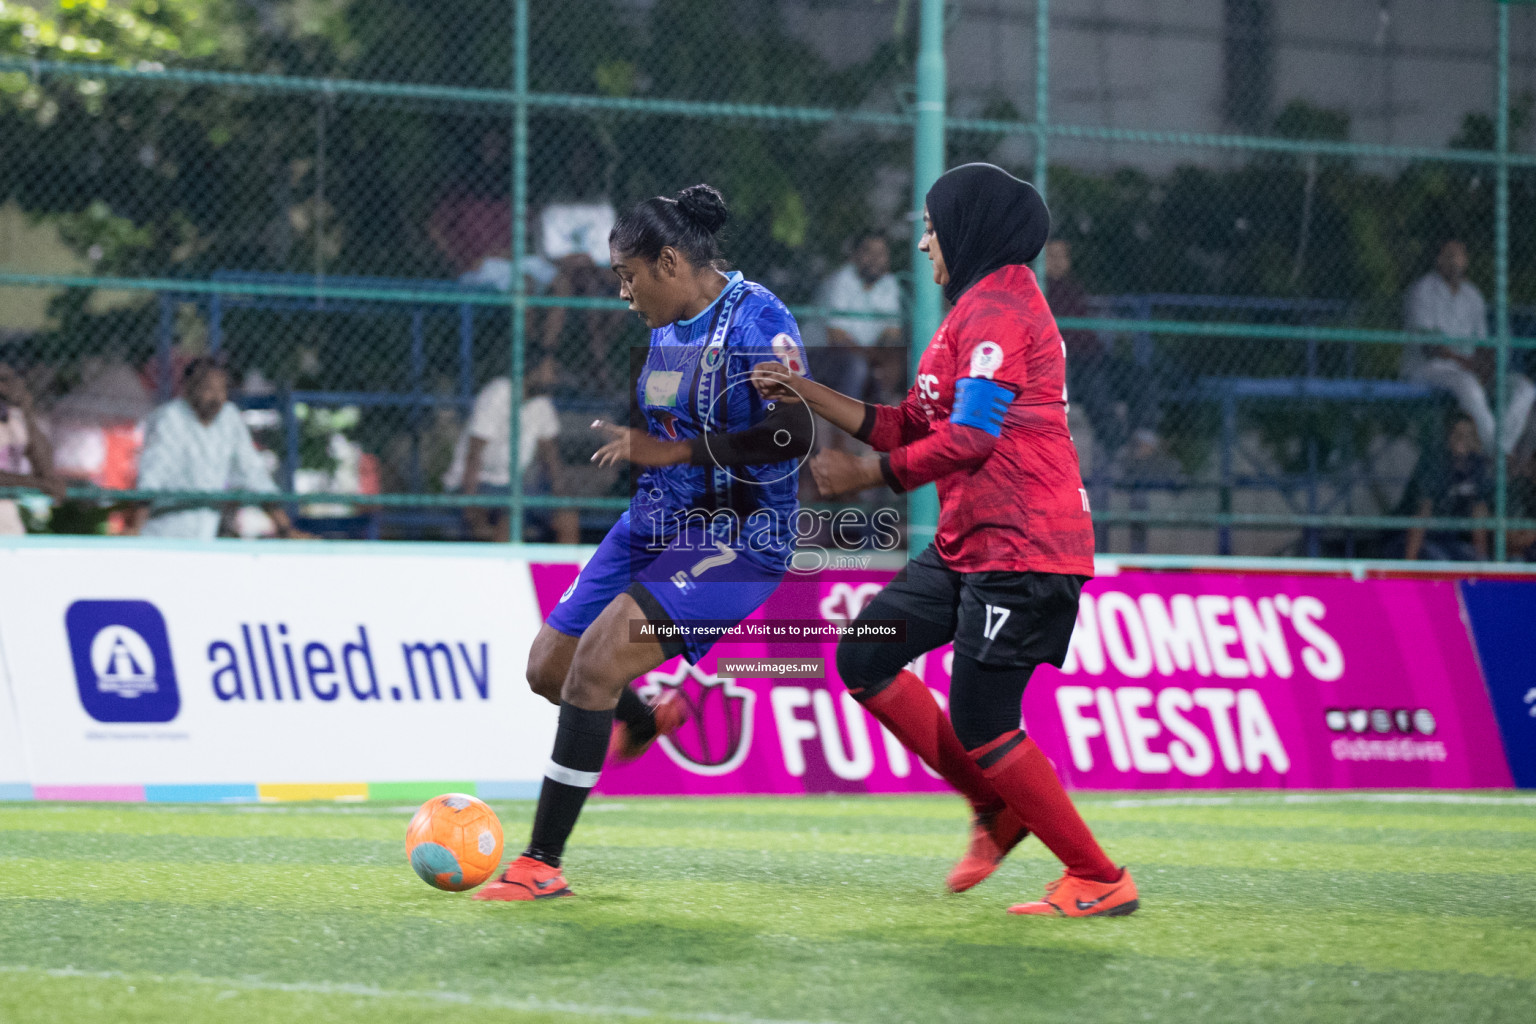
[{"left": 630, "top": 272, "right": 810, "bottom": 573}]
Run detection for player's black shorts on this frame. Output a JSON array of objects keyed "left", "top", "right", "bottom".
[{"left": 856, "top": 544, "right": 1087, "bottom": 669}]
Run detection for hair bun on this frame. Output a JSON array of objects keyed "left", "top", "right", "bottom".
[{"left": 675, "top": 184, "right": 729, "bottom": 235}]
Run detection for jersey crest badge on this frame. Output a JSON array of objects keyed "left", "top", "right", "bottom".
[
  {"left": 969, "top": 341, "right": 1004, "bottom": 380},
  {"left": 771, "top": 333, "right": 806, "bottom": 375},
  {"left": 700, "top": 342, "right": 726, "bottom": 372}
]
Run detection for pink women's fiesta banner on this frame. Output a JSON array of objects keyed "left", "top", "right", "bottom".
[{"left": 528, "top": 565, "right": 1512, "bottom": 794}]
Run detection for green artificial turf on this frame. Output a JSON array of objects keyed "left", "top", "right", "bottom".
[{"left": 1, "top": 793, "right": 1533, "bottom": 1024}]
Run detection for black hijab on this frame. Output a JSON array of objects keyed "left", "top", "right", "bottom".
[{"left": 925, "top": 163, "right": 1051, "bottom": 305}]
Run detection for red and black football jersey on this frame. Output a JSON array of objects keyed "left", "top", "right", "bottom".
[{"left": 866, "top": 264, "right": 1095, "bottom": 576}]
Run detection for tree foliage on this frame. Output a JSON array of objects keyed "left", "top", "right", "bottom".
[{"left": 1, "top": 2, "right": 1524, "bottom": 341}]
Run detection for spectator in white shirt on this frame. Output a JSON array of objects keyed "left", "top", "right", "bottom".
[
  {"left": 1405, "top": 239, "right": 1535, "bottom": 457},
  {"left": 444, "top": 357, "right": 578, "bottom": 544},
  {"left": 818, "top": 231, "right": 905, "bottom": 409},
  {"left": 128, "top": 358, "right": 309, "bottom": 540},
  {"left": 825, "top": 232, "right": 903, "bottom": 349}
]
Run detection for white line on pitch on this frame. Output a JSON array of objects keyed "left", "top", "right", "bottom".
[{"left": 0, "top": 965, "right": 845, "bottom": 1024}]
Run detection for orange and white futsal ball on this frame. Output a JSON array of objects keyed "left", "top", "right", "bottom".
[{"left": 405, "top": 793, "right": 504, "bottom": 891}]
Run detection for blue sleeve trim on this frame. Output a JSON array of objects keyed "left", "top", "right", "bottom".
[{"left": 950, "top": 377, "right": 1013, "bottom": 436}]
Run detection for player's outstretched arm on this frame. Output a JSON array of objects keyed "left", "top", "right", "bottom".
[
  {"left": 807, "top": 419, "right": 1001, "bottom": 499},
  {"left": 589, "top": 407, "right": 815, "bottom": 470},
  {"left": 688, "top": 401, "right": 815, "bottom": 467},
  {"left": 812, "top": 377, "right": 1014, "bottom": 498},
  {"left": 752, "top": 360, "right": 930, "bottom": 452},
  {"left": 751, "top": 361, "right": 866, "bottom": 435},
  {"left": 591, "top": 420, "right": 690, "bottom": 468}
]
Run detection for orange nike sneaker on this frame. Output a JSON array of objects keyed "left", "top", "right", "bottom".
[
  {"left": 609, "top": 688, "right": 689, "bottom": 763},
  {"left": 471, "top": 855, "right": 573, "bottom": 901},
  {"left": 1008, "top": 868, "right": 1138, "bottom": 917},
  {"left": 947, "top": 806, "right": 1030, "bottom": 893}
]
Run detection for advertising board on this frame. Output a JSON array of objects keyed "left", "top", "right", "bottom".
[
  {"left": 527, "top": 566, "right": 1516, "bottom": 795},
  {"left": 0, "top": 541, "right": 1520, "bottom": 798},
  {"left": 0, "top": 544, "right": 557, "bottom": 798}
]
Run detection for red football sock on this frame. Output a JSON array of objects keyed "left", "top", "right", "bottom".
[
  {"left": 858, "top": 670, "right": 1001, "bottom": 813},
  {"left": 974, "top": 732, "right": 1118, "bottom": 882}
]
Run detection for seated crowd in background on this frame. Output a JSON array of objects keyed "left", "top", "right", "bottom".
[
  {"left": 1404, "top": 238, "right": 1535, "bottom": 460},
  {"left": 1044, "top": 238, "right": 1162, "bottom": 470},
  {"left": 128, "top": 357, "right": 309, "bottom": 541},
  {"left": 1396, "top": 414, "right": 1492, "bottom": 562},
  {"left": 443, "top": 356, "right": 579, "bottom": 545},
  {"left": 818, "top": 230, "right": 905, "bottom": 406},
  {"left": 430, "top": 127, "right": 626, "bottom": 393},
  {"left": 7, "top": 217, "right": 1536, "bottom": 560},
  {"left": 0, "top": 362, "right": 66, "bottom": 534}
]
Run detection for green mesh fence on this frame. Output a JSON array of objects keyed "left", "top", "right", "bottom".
[{"left": 1, "top": 0, "right": 1533, "bottom": 561}]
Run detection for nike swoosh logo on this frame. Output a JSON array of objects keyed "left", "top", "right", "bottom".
[
  {"left": 1075, "top": 895, "right": 1109, "bottom": 911},
  {"left": 535, "top": 878, "right": 560, "bottom": 890}
]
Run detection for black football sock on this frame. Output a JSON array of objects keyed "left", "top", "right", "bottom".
[
  {"left": 613, "top": 685, "right": 658, "bottom": 744},
  {"left": 524, "top": 703, "right": 614, "bottom": 868}
]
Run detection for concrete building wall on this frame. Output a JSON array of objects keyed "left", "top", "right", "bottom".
[{"left": 776, "top": 0, "right": 1531, "bottom": 171}]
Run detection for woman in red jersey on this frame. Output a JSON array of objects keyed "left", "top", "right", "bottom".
[{"left": 754, "top": 163, "right": 1136, "bottom": 917}]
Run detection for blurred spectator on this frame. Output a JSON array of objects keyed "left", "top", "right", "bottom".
[
  {"left": 537, "top": 203, "right": 624, "bottom": 389},
  {"left": 0, "top": 361, "right": 68, "bottom": 533},
  {"left": 539, "top": 259, "right": 624, "bottom": 388},
  {"left": 48, "top": 355, "right": 153, "bottom": 490},
  {"left": 447, "top": 197, "right": 623, "bottom": 389},
  {"left": 1046, "top": 239, "right": 1160, "bottom": 466},
  {"left": 380, "top": 385, "right": 463, "bottom": 497},
  {"left": 820, "top": 231, "right": 904, "bottom": 404},
  {"left": 429, "top": 126, "right": 514, "bottom": 279},
  {"left": 454, "top": 200, "right": 560, "bottom": 295},
  {"left": 1398, "top": 415, "right": 1490, "bottom": 562},
  {"left": 825, "top": 231, "right": 903, "bottom": 349},
  {"left": 1509, "top": 452, "right": 1536, "bottom": 562},
  {"left": 1405, "top": 238, "right": 1535, "bottom": 458},
  {"left": 431, "top": 128, "right": 622, "bottom": 389},
  {"left": 128, "top": 358, "right": 310, "bottom": 540},
  {"left": 443, "top": 357, "right": 578, "bottom": 544}
]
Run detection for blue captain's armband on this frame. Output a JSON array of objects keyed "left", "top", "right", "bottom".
[{"left": 950, "top": 377, "right": 1013, "bottom": 436}]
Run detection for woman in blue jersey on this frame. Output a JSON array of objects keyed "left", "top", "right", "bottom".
[{"left": 476, "top": 184, "right": 815, "bottom": 901}]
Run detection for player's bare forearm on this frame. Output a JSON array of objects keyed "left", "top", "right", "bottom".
[
  {"left": 590, "top": 420, "right": 689, "bottom": 468},
  {"left": 799, "top": 378, "right": 869, "bottom": 436},
  {"left": 751, "top": 363, "right": 867, "bottom": 437}
]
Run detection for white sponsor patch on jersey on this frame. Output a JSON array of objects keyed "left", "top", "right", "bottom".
[
  {"left": 644, "top": 369, "right": 684, "bottom": 408},
  {"left": 771, "top": 332, "right": 806, "bottom": 376},
  {"left": 969, "top": 341, "right": 1004, "bottom": 379}
]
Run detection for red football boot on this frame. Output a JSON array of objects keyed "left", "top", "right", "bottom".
[
  {"left": 947, "top": 805, "right": 1030, "bottom": 893},
  {"left": 1008, "top": 868, "right": 1139, "bottom": 917},
  {"left": 472, "top": 855, "right": 573, "bottom": 901},
  {"left": 608, "top": 689, "right": 689, "bottom": 763}
]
